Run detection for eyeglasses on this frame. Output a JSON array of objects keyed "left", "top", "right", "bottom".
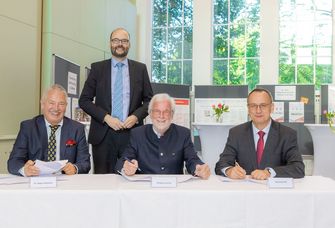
[
  {"left": 151, "top": 109, "right": 172, "bottom": 117},
  {"left": 111, "top": 38, "right": 129, "bottom": 45},
  {"left": 247, "top": 103, "right": 271, "bottom": 111}
]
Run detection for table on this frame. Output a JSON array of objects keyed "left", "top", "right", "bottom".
[
  {"left": 193, "top": 123, "right": 235, "bottom": 173},
  {"left": 1, "top": 174, "right": 335, "bottom": 228},
  {"left": 305, "top": 124, "right": 335, "bottom": 179}
]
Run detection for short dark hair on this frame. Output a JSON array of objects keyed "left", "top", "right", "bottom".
[{"left": 247, "top": 87, "right": 273, "bottom": 103}]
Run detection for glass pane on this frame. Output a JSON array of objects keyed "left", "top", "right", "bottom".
[
  {"left": 183, "top": 60, "right": 192, "bottom": 85},
  {"left": 279, "top": 62, "right": 295, "bottom": 84},
  {"left": 230, "top": 23, "right": 245, "bottom": 58},
  {"left": 167, "top": 61, "right": 182, "bottom": 84},
  {"left": 184, "top": 27, "right": 193, "bottom": 59},
  {"left": 229, "top": 58, "right": 245, "bottom": 84},
  {"left": 213, "top": 25, "right": 228, "bottom": 58},
  {"left": 184, "top": 0, "right": 193, "bottom": 26},
  {"left": 168, "top": 0, "right": 183, "bottom": 27},
  {"left": 280, "top": 0, "right": 296, "bottom": 21},
  {"left": 153, "top": 0, "right": 167, "bottom": 27},
  {"left": 167, "top": 27, "right": 182, "bottom": 60},
  {"left": 297, "top": 64, "right": 313, "bottom": 84},
  {"left": 213, "top": 59, "right": 228, "bottom": 85},
  {"left": 246, "top": 58, "right": 259, "bottom": 90},
  {"left": 315, "top": 23, "right": 332, "bottom": 45},
  {"left": 230, "top": 0, "right": 245, "bottom": 23},
  {"left": 316, "top": 64, "right": 332, "bottom": 87},
  {"left": 213, "top": 0, "right": 228, "bottom": 24},
  {"left": 246, "top": 23, "right": 260, "bottom": 57},
  {"left": 152, "top": 28, "right": 167, "bottom": 60},
  {"left": 315, "top": 0, "right": 332, "bottom": 20},
  {"left": 244, "top": 0, "right": 260, "bottom": 23},
  {"left": 152, "top": 61, "right": 167, "bottom": 83}
]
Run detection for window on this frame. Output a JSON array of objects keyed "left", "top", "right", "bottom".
[
  {"left": 279, "top": 0, "right": 332, "bottom": 87},
  {"left": 151, "top": 0, "right": 193, "bottom": 85},
  {"left": 212, "top": 0, "right": 260, "bottom": 89}
]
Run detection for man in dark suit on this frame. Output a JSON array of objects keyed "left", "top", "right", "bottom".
[
  {"left": 79, "top": 28, "right": 153, "bottom": 174},
  {"left": 215, "top": 88, "right": 305, "bottom": 180},
  {"left": 8, "top": 84, "right": 91, "bottom": 176},
  {"left": 116, "top": 93, "right": 210, "bottom": 179}
]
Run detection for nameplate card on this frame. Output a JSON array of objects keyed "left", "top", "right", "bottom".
[
  {"left": 151, "top": 176, "right": 177, "bottom": 188},
  {"left": 30, "top": 176, "right": 57, "bottom": 188},
  {"left": 268, "top": 178, "right": 294, "bottom": 189}
]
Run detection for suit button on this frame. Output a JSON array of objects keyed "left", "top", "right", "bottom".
[
  {"left": 160, "top": 153, "right": 163, "bottom": 156},
  {"left": 172, "top": 153, "right": 175, "bottom": 156},
  {"left": 161, "top": 167, "right": 165, "bottom": 170}
]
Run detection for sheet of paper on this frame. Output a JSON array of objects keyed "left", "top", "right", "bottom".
[
  {"left": 34, "top": 159, "right": 68, "bottom": 175},
  {"left": 218, "top": 175, "right": 267, "bottom": 185}
]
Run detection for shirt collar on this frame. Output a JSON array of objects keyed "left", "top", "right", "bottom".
[
  {"left": 252, "top": 119, "right": 271, "bottom": 135},
  {"left": 111, "top": 57, "right": 128, "bottom": 68},
  {"left": 44, "top": 118, "right": 63, "bottom": 128}
]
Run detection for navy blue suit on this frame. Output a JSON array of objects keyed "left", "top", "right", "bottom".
[
  {"left": 215, "top": 120, "right": 305, "bottom": 178},
  {"left": 7, "top": 115, "right": 91, "bottom": 175},
  {"left": 116, "top": 124, "right": 204, "bottom": 175}
]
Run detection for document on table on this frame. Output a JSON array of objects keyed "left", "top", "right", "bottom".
[
  {"left": 34, "top": 159, "right": 68, "bottom": 175},
  {"left": 118, "top": 170, "right": 199, "bottom": 183},
  {"left": 218, "top": 175, "right": 267, "bottom": 185}
]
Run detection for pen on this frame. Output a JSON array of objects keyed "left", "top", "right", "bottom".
[
  {"left": 235, "top": 161, "right": 240, "bottom": 167},
  {"left": 125, "top": 157, "right": 142, "bottom": 172}
]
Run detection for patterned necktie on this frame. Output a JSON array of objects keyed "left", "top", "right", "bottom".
[
  {"left": 112, "top": 62, "right": 124, "bottom": 121},
  {"left": 47, "top": 125, "right": 59, "bottom": 161},
  {"left": 256, "top": 131, "right": 265, "bottom": 166}
]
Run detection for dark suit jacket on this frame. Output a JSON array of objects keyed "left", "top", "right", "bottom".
[
  {"left": 115, "top": 124, "right": 204, "bottom": 175},
  {"left": 79, "top": 58, "right": 153, "bottom": 145},
  {"left": 7, "top": 115, "right": 91, "bottom": 175},
  {"left": 215, "top": 120, "right": 305, "bottom": 178}
]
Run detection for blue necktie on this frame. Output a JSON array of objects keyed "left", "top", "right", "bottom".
[{"left": 112, "top": 62, "right": 124, "bottom": 121}]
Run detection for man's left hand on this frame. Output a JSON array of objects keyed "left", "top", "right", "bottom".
[
  {"left": 194, "top": 164, "right": 211, "bottom": 179},
  {"left": 250, "top": 169, "right": 270, "bottom": 180},
  {"left": 62, "top": 162, "right": 77, "bottom": 175},
  {"left": 123, "top": 115, "right": 138, "bottom": 129}
]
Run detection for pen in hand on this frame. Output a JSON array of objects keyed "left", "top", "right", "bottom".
[{"left": 125, "top": 157, "right": 142, "bottom": 172}]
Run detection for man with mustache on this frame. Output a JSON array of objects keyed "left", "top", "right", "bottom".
[
  {"left": 79, "top": 28, "right": 153, "bottom": 174},
  {"left": 8, "top": 84, "right": 91, "bottom": 176}
]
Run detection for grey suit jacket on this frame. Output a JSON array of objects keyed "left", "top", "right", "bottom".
[
  {"left": 7, "top": 115, "right": 91, "bottom": 175},
  {"left": 79, "top": 58, "right": 153, "bottom": 145},
  {"left": 215, "top": 120, "right": 305, "bottom": 178}
]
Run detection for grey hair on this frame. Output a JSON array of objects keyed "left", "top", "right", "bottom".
[
  {"left": 41, "top": 84, "right": 68, "bottom": 102},
  {"left": 148, "top": 93, "right": 175, "bottom": 114}
]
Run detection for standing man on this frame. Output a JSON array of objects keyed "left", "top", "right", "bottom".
[
  {"left": 79, "top": 28, "right": 153, "bottom": 174},
  {"left": 8, "top": 84, "right": 91, "bottom": 176},
  {"left": 116, "top": 93, "right": 211, "bottom": 179},
  {"left": 215, "top": 88, "right": 305, "bottom": 180}
]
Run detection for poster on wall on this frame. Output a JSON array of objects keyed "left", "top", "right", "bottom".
[
  {"left": 271, "top": 102, "right": 284, "bottom": 122},
  {"left": 194, "top": 98, "right": 248, "bottom": 125},
  {"left": 275, "top": 86, "right": 296, "bottom": 100},
  {"left": 289, "top": 102, "right": 304, "bottom": 123},
  {"left": 328, "top": 85, "right": 335, "bottom": 112}
]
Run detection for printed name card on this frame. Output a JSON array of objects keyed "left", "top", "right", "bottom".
[
  {"left": 268, "top": 178, "right": 294, "bottom": 189},
  {"left": 151, "top": 176, "right": 177, "bottom": 188},
  {"left": 30, "top": 176, "right": 57, "bottom": 188}
]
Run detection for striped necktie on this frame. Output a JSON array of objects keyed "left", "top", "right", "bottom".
[{"left": 112, "top": 62, "right": 124, "bottom": 121}]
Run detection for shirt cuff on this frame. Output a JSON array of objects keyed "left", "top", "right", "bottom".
[
  {"left": 266, "top": 167, "right": 276, "bottom": 177},
  {"left": 222, "top": 166, "right": 233, "bottom": 176},
  {"left": 73, "top": 164, "right": 79, "bottom": 174}
]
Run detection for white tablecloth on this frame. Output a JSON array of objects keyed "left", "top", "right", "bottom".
[{"left": 1, "top": 174, "right": 335, "bottom": 228}]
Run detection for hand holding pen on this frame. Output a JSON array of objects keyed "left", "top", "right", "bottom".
[
  {"left": 226, "top": 161, "right": 246, "bottom": 179},
  {"left": 123, "top": 157, "right": 141, "bottom": 176}
]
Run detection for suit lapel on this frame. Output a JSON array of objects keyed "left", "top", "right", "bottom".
[
  {"left": 246, "top": 122, "right": 258, "bottom": 169},
  {"left": 260, "top": 121, "right": 278, "bottom": 168},
  {"left": 128, "top": 59, "right": 135, "bottom": 111},
  {"left": 36, "top": 116, "right": 48, "bottom": 161},
  {"left": 105, "top": 59, "right": 112, "bottom": 112},
  {"left": 59, "top": 118, "right": 69, "bottom": 160}
]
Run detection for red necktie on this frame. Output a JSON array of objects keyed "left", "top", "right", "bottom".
[{"left": 256, "top": 131, "right": 265, "bottom": 166}]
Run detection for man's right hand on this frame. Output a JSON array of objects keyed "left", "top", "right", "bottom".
[
  {"left": 104, "top": 114, "right": 124, "bottom": 131},
  {"left": 123, "top": 159, "right": 139, "bottom": 176},
  {"left": 226, "top": 165, "right": 246, "bottom": 179},
  {"left": 24, "top": 160, "right": 40, "bottom": 177}
]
